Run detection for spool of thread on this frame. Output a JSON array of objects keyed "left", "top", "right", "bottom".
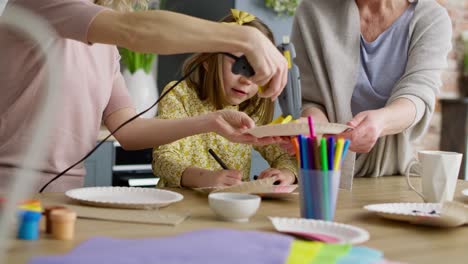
[
  {"left": 43, "top": 205, "right": 67, "bottom": 234},
  {"left": 17, "top": 210, "right": 42, "bottom": 240},
  {"left": 50, "top": 209, "right": 77, "bottom": 240}
]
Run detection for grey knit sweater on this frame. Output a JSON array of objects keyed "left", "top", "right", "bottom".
[{"left": 291, "top": 0, "right": 452, "bottom": 189}]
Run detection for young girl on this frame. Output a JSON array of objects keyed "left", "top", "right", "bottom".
[{"left": 152, "top": 10, "right": 297, "bottom": 188}]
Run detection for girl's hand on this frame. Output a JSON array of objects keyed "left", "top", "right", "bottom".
[
  {"left": 207, "top": 169, "right": 243, "bottom": 187},
  {"left": 257, "top": 168, "right": 296, "bottom": 186},
  {"left": 209, "top": 110, "right": 279, "bottom": 145},
  {"left": 339, "top": 110, "right": 385, "bottom": 153},
  {"left": 182, "top": 167, "right": 242, "bottom": 188}
]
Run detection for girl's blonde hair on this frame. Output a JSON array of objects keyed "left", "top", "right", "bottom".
[
  {"left": 182, "top": 14, "right": 276, "bottom": 125},
  {"left": 94, "top": 0, "right": 148, "bottom": 12}
]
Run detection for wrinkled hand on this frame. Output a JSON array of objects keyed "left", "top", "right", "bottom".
[
  {"left": 257, "top": 168, "right": 295, "bottom": 186},
  {"left": 339, "top": 110, "right": 385, "bottom": 153},
  {"left": 244, "top": 28, "right": 288, "bottom": 100},
  {"left": 208, "top": 169, "right": 243, "bottom": 187}
]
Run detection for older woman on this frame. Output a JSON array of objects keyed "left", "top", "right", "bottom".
[
  {"left": 0, "top": 0, "right": 287, "bottom": 191},
  {"left": 291, "top": 0, "right": 452, "bottom": 188}
]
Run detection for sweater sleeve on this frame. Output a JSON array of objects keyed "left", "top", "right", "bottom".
[
  {"left": 291, "top": 16, "right": 328, "bottom": 116},
  {"left": 388, "top": 4, "right": 452, "bottom": 140}
]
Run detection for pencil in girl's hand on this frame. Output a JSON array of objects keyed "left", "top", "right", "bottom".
[{"left": 208, "top": 148, "right": 229, "bottom": 170}]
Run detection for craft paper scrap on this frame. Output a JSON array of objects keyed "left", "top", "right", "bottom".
[{"left": 29, "top": 229, "right": 387, "bottom": 264}]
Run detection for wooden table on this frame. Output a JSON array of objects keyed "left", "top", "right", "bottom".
[{"left": 6, "top": 177, "right": 468, "bottom": 264}]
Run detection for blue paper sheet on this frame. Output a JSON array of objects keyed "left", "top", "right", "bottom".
[{"left": 29, "top": 229, "right": 294, "bottom": 264}]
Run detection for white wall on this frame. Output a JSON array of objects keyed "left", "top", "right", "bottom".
[
  {"left": 0, "top": 0, "right": 7, "bottom": 15},
  {"left": 236, "top": 0, "right": 294, "bottom": 45}
]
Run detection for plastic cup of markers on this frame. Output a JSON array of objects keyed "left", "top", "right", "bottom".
[{"left": 298, "top": 169, "right": 341, "bottom": 221}]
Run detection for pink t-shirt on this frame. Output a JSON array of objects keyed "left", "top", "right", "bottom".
[{"left": 0, "top": 0, "right": 134, "bottom": 191}]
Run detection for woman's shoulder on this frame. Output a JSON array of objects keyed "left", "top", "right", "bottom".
[
  {"left": 296, "top": 0, "right": 351, "bottom": 15},
  {"left": 413, "top": 0, "right": 450, "bottom": 21},
  {"left": 411, "top": 0, "right": 451, "bottom": 36}
]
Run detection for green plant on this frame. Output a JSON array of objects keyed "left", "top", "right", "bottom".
[
  {"left": 265, "top": 0, "right": 299, "bottom": 16},
  {"left": 119, "top": 47, "right": 156, "bottom": 74},
  {"left": 159, "top": 0, "right": 168, "bottom": 9}
]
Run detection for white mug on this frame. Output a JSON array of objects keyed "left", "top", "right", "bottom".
[{"left": 406, "top": 151, "right": 463, "bottom": 203}]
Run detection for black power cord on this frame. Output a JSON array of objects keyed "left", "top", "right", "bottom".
[{"left": 39, "top": 52, "right": 249, "bottom": 193}]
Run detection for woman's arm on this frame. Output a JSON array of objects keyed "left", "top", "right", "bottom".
[
  {"left": 88, "top": 10, "right": 287, "bottom": 99},
  {"left": 377, "top": 98, "right": 419, "bottom": 136},
  {"left": 341, "top": 98, "right": 417, "bottom": 153},
  {"left": 105, "top": 107, "right": 258, "bottom": 150},
  {"left": 301, "top": 107, "right": 329, "bottom": 123},
  {"left": 342, "top": 5, "right": 452, "bottom": 154}
]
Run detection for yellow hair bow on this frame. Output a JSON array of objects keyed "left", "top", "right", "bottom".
[{"left": 228, "top": 9, "right": 256, "bottom": 25}]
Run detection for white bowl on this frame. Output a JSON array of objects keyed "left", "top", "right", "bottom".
[{"left": 208, "top": 192, "right": 261, "bottom": 222}]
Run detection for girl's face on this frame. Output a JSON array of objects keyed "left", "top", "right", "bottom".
[{"left": 221, "top": 53, "right": 259, "bottom": 105}]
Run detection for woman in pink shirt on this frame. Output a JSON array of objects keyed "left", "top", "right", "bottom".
[{"left": 0, "top": 0, "right": 288, "bottom": 191}]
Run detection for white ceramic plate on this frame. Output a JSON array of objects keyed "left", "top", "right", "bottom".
[
  {"left": 269, "top": 217, "right": 369, "bottom": 244},
  {"left": 65, "top": 187, "right": 183, "bottom": 210},
  {"left": 245, "top": 122, "right": 351, "bottom": 137},
  {"left": 364, "top": 203, "right": 441, "bottom": 223}
]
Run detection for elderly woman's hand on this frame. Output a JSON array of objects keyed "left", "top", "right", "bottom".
[{"left": 339, "top": 109, "right": 386, "bottom": 153}]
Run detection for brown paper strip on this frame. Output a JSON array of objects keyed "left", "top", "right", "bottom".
[{"left": 193, "top": 178, "right": 297, "bottom": 196}]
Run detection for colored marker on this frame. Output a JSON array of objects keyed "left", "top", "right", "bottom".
[
  {"left": 307, "top": 137, "right": 315, "bottom": 170},
  {"left": 327, "top": 137, "right": 335, "bottom": 170},
  {"left": 307, "top": 116, "right": 316, "bottom": 138},
  {"left": 320, "top": 137, "right": 328, "bottom": 171},
  {"left": 312, "top": 138, "right": 321, "bottom": 170},
  {"left": 291, "top": 137, "right": 300, "bottom": 163},
  {"left": 342, "top": 139, "right": 350, "bottom": 162},
  {"left": 334, "top": 138, "right": 345, "bottom": 170}
]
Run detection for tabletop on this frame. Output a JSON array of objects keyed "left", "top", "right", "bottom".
[{"left": 5, "top": 176, "right": 468, "bottom": 264}]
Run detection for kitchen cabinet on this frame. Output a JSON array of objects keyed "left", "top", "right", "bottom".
[{"left": 83, "top": 141, "right": 114, "bottom": 187}]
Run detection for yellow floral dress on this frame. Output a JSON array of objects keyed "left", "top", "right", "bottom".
[{"left": 152, "top": 81, "right": 298, "bottom": 187}]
